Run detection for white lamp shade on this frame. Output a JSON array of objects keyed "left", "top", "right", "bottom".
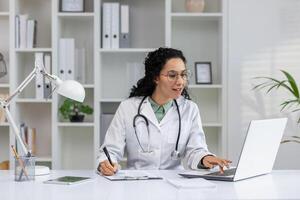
[{"left": 56, "top": 80, "right": 85, "bottom": 102}]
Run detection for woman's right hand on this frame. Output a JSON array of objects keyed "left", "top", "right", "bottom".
[{"left": 98, "top": 160, "right": 118, "bottom": 176}]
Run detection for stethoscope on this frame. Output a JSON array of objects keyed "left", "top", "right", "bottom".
[{"left": 133, "top": 96, "right": 182, "bottom": 160}]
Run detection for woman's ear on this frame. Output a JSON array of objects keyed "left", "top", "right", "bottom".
[{"left": 154, "top": 76, "right": 159, "bottom": 85}]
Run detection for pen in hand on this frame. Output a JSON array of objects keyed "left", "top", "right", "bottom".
[{"left": 103, "top": 146, "right": 113, "bottom": 166}]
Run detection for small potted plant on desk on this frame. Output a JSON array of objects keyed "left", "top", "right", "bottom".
[
  {"left": 59, "top": 99, "right": 93, "bottom": 122},
  {"left": 253, "top": 70, "right": 300, "bottom": 143}
]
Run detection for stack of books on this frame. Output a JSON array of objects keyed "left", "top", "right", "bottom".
[{"left": 17, "top": 122, "right": 36, "bottom": 155}]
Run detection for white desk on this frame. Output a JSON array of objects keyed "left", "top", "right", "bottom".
[{"left": 1, "top": 170, "right": 300, "bottom": 200}]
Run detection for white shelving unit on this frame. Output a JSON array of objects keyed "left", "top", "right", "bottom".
[
  {"left": 0, "top": 0, "right": 227, "bottom": 170},
  {"left": 0, "top": 0, "right": 11, "bottom": 168}
]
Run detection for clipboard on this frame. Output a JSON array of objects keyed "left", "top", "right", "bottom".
[{"left": 97, "top": 170, "right": 163, "bottom": 181}]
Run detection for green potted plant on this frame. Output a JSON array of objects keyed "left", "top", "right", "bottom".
[
  {"left": 59, "top": 99, "right": 93, "bottom": 122},
  {"left": 253, "top": 70, "right": 300, "bottom": 143}
]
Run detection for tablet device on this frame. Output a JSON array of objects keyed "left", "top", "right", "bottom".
[{"left": 44, "top": 176, "right": 91, "bottom": 185}]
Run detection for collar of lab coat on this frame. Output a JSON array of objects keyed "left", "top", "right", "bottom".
[{"left": 136, "top": 96, "right": 186, "bottom": 129}]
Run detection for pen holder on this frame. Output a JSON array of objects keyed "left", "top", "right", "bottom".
[{"left": 14, "top": 156, "right": 35, "bottom": 182}]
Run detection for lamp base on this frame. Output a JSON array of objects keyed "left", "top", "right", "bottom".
[{"left": 35, "top": 165, "right": 50, "bottom": 176}]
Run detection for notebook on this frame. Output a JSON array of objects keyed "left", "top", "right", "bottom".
[{"left": 44, "top": 176, "right": 92, "bottom": 185}]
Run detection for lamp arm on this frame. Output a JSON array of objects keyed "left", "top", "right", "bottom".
[
  {"left": 5, "top": 67, "right": 37, "bottom": 105},
  {"left": 4, "top": 106, "right": 30, "bottom": 156},
  {"left": 0, "top": 66, "right": 39, "bottom": 157},
  {"left": 41, "top": 70, "right": 63, "bottom": 85},
  {"left": 0, "top": 62, "right": 63, "bottom": 157}
]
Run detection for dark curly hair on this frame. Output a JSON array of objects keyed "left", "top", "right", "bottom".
[{"left": 129, "top": 47, "right": 191, "bottom": 99}]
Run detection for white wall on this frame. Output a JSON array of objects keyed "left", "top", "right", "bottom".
[{"left": 228, "top": 0, "right": 300, "bottom": 169}]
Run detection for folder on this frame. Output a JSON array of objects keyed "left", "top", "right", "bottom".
[
  {"left": 26, "top": 19, "right": 37, "bottom": 48},
  {"left": 19, "top": 15, "right": 28, "bottom": 49},
  {"left": 43, "top": 53, "right": 52, "bottom": 99},
  {"left": 102, "top": 3, "right": 112, "bottom": 49},
  {"left": 65, "top": 39, "right": 75, "bottom": 80},
  {"left": 35, "top": 52, "right": 44, "bottom": 99},
  {"left": 15, "top": 15, "right": 20, "bottom": 48},
  {"left": 58, "top": 39, "right": 66, "bottom": 80},
  {"left": 111, "top": 3, "right": 120, "bottom": 49},
  {"left": 59, "top": 38, "right": 75, "bottom": 80},
  {"left": 0, "top": 94, "right": 8, "bottom": 123},
  {"left": 120, "top": 5, "right": 129, "bottom": 48},
  {"left": 75, "top": 48, "right": 85, "bottom": 83}
]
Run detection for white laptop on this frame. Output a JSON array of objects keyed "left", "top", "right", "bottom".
[{"left": 179, "top": 118, "right": 288, "bottom": 182}]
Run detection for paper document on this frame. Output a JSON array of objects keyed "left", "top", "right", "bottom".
[
  {"left": 166, "top": 177, "right": 216, "bottom": 189},
  {"left": 98, "top": 170, "right": 163, "bottom": 181}
]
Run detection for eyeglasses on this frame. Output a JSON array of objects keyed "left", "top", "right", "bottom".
[{"left": 160, "top": 70, "right": 191, "bottom": 82}]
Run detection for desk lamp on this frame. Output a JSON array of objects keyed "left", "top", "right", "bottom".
[{"left": 0, "top": 58, "right": 85, "bottom": 175}]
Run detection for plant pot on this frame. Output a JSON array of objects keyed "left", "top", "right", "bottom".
[
  {"left": 70, "top": 114, "right": 85, "bottom": 122},
  {"left": 185, "top": 0, "right": 205, "bottom": 13}
]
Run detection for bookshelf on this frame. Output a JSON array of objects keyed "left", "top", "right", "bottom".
[
  {"left": 0, "top": 0, "right": 228, "bottom": 170},
  {"left": 0, "top": 0, "right": 10, "bottom": 169}
]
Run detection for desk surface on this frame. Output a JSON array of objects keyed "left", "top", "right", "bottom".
[{"left": 1, "top": 170, "right": 300, "bottom": 200}]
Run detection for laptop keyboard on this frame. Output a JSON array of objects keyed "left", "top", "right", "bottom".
[{"left": 206, "top": 168, "right": 236, "bottom": 176}]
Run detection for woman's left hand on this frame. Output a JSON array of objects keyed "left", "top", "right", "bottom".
[{"left": 202, "top": 155, "right": 232, "bottom": 173}]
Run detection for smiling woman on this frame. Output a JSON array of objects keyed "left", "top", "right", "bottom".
[{"left": 96, "top": 47, "right": 231, "bottom": 176}]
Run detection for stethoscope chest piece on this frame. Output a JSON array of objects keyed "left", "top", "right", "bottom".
[{"left": 171, "top": 150, "right": 181, "bottom": 160}]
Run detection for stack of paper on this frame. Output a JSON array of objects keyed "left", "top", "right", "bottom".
[{"left": 166, "top": 177, "right": 216, "bottom": 189}]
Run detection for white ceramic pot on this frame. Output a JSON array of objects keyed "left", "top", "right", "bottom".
[{"left": 185, "top": 0, "right": 205, "bottom": 13}]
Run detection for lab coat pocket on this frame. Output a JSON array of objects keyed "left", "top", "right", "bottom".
[
  {"left": 137, "top": 149, "right": 159, "bottom": 169},
  {"left": 167, "top": 120, "right": 190, "bottom": 145}
]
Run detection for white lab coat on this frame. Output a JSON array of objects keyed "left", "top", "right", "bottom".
[{"left": 97, "top": 96, "right": 213, "bottom": 170}]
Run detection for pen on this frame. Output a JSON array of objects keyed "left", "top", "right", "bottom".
[{"left": 103, "top": 147, "right": 113, "bottom": 166}]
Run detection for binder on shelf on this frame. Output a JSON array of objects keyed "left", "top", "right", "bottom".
[
  {"left": 0, "top": 94, "right": 8, "bottom": 123},
  {"left": 43, "top": 53, "right": 52, "bottom": 99},
  {"left": 102, "top": 3, "right": 112, "bottom": 49},
  {"left": 120, "top": 5, "right": 129, "bottom": 48},
  {"left": 19, "top": 14, "right": 28, "bottom": 49},
  {"left": 26, "top": 19, "right": 37, "bottom": 48},
  {"left": 35, "top": 53, "right": 44, "bottom": 99},
  {"left": 75, "top": 48, "right": 85, "bottom": 84},
  {"left": 59, "top": 38, "right": 75, "bottom": 80},
  {"left": 15, "top": 15, "right": 20, "bottom": 48},
  {"left": 111, "top": 3, "right": 120, "bottom": 49}
]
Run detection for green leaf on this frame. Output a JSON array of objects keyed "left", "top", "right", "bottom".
[
  {"left": 281, "top": 70, "right": 300, "bottom": 98},
  {"left": 253, "top": 70, "right": 300, "bottom": 124},
  {"left": 58, "top": 98, "right": 94, "bottom": 120},
  {"left": 292, "top": 108, "right": 300, "bottom": 112},
  {"left": 266, "top": 84, "right": 280, "bottom": 93},
  {"left": 280, "top": 99, "right": 298, "bottom": 111}
]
